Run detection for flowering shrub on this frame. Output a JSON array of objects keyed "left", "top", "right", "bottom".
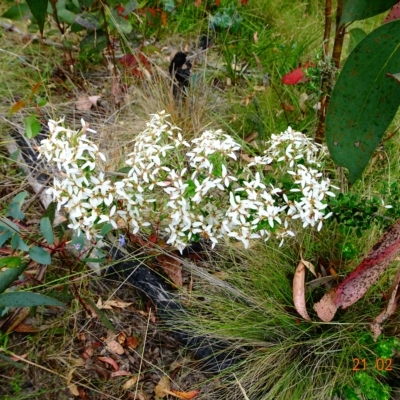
[{"left": 38, "top": 112, "right": 338, "bottom": 251}]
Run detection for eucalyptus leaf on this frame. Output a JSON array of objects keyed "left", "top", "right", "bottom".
[
  {"left": 6, "top": 191, "right": 28, "bottom": 220},
  {"left": 40, "top": 217, "right": 54, "bottom": 245},
  {"left": 0, "top": 257, "right": 21, "bottom": 269},
  {"left": 340, "top": 0, "right": 399, "bottom": 26},
  {"left": 0, "top": 217, "right": 20, "bottom": 233},
  {"left": 29, "top": 246, "right": 51, "bottom": 265},
  {"left": 0, "top": 262, "right": 28, "bottom": 294},
  {"left": 326, "top": 20, "right": 400, "bottom": 183},
  {"left": 25, "top": 0, "right": 48, "bottom": 35},
  {"left": 0, "top": 230, "right": 12, "bottom": 247},
  {"left": 0, "top": 292, "right": 65, "bottom": 308}
]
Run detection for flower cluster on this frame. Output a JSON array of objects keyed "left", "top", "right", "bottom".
[{"left": 38, "top": 113, "right": 338, "bottom": 251}]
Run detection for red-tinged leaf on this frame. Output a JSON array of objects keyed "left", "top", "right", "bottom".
[
  {"left": 10, "top": 100, "right": 26, "bottom": 114},
  {"left": 336, "top": 220, "right": 400, "bottom": 308},
  {"left": 31, "top": 82, "right": 41, "bottom": 95},
  {"left": 98, "top": 356, "right": 119, "bottom": 371},
  {"left": 281, "top": 67, "right": 306, "bottom": 85},
  {"left": 119, "top": 54, "right": 137, "bottom": 68},
  {"left": 215, "top": 0, "right": 220, "bottom": 6},
  {"left": 281, "top": 102, "right": 295, "bottom": 111},
  {"left": 157, "top": 254, "right": 182, "bottom": 287},
  {"left": 170, "top": 389, "right": 200, "bottom": 399},
  {"left": 241, "top": 0, "right": 248, "bottom": 4},
  {"left": 293, "top": 261, "right": 311, "bottom": 321},
  {"left": 314, "top": 219, "right": 400, "bottom": 321},
  {"left": 195, "top": 0, "right": 202, "bottom": 6},
  {"left": 384, "top": 1, "right": 400, "bottom": 23}
]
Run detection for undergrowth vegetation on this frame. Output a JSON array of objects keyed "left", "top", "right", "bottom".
[{"left": 1, "top": 0, "right": 400, "bottom": 399}]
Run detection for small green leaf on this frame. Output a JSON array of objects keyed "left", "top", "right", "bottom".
[
  {"left": 326, "top": 20, "right": 400, "bottom": 183},
  {"left": 36, "top": 97, "right": 47, "bottom": 107},
  {"left": 2, "top": 3, "right": 30, "bottom": 20},
  {"left": 340, "top": 0, "right": 399, "bottom": 26},
  {"left": 25, "top": 0, "right": 48, "bottom": 35},
  {"left": 0, "top": 257, "right": 21, "bottom": 269},
  {"left": 23, "top": 115, "right": 41, "bottom": 139},
  {"left": 29, "top": 246, "right": 51, "bottom": 265},
  {"left": 57, "top": 8, "right": 77, "bottom": 24},
  {"left": 6, "top": 191, "right": 28, "bottom": 220},
  {"left": 0, "top": 230, "right": 12, "bottom": 247},
  {"left": 11, "top": 234, "right": 29, "bottom": 252},
  {"left": 347, "top": 28, "right": 367, "bottom": 55},
  {"left": 40, "top": 217, "right": 54, "bottom": 245},
  {"left": 0, "top": 292, "right": 64, "bottom": 308},
  {"left": 0, "top": 262, "right": 28, "bottom": 294},
  {"left": 100, "top": 223, "right": 113, "bottom": 236},
  {"left": 42, "top": 202, "right": 57, "bottom": 225}
]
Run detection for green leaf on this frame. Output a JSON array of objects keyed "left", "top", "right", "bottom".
[
  {"left": 0, "top": 217, "right": 20, "bottom": 234},
  {"left": 347, "top": 28, "right": 367, "bottom": 55},
  {"left": 340, "top": 0, "right": 399, "bottom": 26},
  {"left": 0, "top": 262, "right": 28, "bottom": 294},
  {"left": 108, "top": 12, "right": 132, "bottom": 34},
  {"left": 326, "top": 20, "right": 400, "bottom": 183},
  {"left": 100, "top": 223, "right": 113, "bottom": 236},
  {"left": 6, "top": 191, "right": 28, "bottom": 220},
  {"left": 23, "top": 115, "right": 41, "bottom": 139},
  {"left": 42, "top": 202, "right": 56, "bottom": 225},
  {"left": 57, "top": 8, "right": 77, "bottom": 24},
  {"left": 29, "top": 246, "right": 51, "bottom": 265},
  {"left": 0, "top": 230, "right": 12, "bottom": 247},
  {"left": 0, "top": 257, "right": 21, "bottom": 269},
  {"left": 11, "top": 234, "right": 29, "bottom": 252},
  {"left": 36, "top": 97, "right": 47, "bottom": 107},
  {"left": 75, "top": 12, "right": 102, "bottom": 30},
  {"left": 25, "top": 0, "right": 48, "bottom": 35},
  {"left": 2, "top": 3, "right": 30, "bottom": 19},
  {"left": 0, "top": 292, "right": 64, "bottom": 308},
  {"left": 0, "top": 353, "right": 26, "bottom": 370},
  {"left": 40, "top": 217, "right": 54, "bottom": 245}
]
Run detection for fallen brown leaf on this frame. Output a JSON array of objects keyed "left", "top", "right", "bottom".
[
  {"left": 171, "top": 389, "right": 200, "bottom": 399},
  {"left": 106, "top": 339, "right": 124, "bottom": 355},
  {"left": 122, "top": 375, "right": 139, "bottom": 389},
  {"left": 370, "top": 266, "right": 400, "bottom": 340},
  {"left": 126, "top": 336, "right": 139, "bottom": 349},
  {"left": 98, "top": 356, "right": 119, "bottom": 371},
  {"left": 157, "top": 254, "right": 182, "bottom": 287},
  {"left": 111, "top": 370, "right": 131, "bottom": 378},
  {"left": 293, "top": 261, "right": 311, "bottom": 321},
  {"left": 154, "top": 375, "right": 170, "bottom": 398}
]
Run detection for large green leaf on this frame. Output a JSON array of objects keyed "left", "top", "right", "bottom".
[
  {"left": 0, "top": 292, "right": 64, "bottom": 308},
  {"left": 340, "top": 0, "right": 399, "bottom": 26},
  {"left": 0, "top": 262, "right": 28, "bottom": 294},
  {"left": 326, "top": 20, "right": 400, "bottom": 183},
  {"left": 26, "top": 0, "right": 48, "bottom": 35}
]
